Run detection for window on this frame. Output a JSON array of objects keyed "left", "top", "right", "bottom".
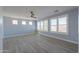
[
  {"left": 0, "top": 19, "right": 2, "bottom": 24},
  {"left": 58, "top": 16, "right": 67, "bottom": 33},
  {"left": 50, "top": 15, "right": 68, "bottom": 33},
  {"left": 12, "top": 20, "right": 18, "bottom": 25},
  {"left": 29, "top": 21, "right": 32, "bottom": 25},
  {"left": 37, "top": 22, "right": 40, "bottom": 31},
  {"left": 22, "top": 21, "right": 26, "bottom": 25},
  {"left": 40, "top": 21, "right": 44, "bottom": 31},
  {"left": 50, "top": 18, "right": 57, "bottom": 32},
  {"left": 37, "top": 20, "right": 48, "bottom": 32},
  {"left": 43, "top": 20, "right": 48, "bottom": 31}
]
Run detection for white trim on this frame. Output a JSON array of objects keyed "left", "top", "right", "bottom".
[
  {"left": 39, "top": 33, "right": 78, "bottom": 44},
  {"left": 3, "top": 32, "right": 35, "bottom": 39}
]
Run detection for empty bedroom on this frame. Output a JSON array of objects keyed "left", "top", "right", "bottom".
[{"left": 0, "top": 6, "right": 78, "bottom": 53}]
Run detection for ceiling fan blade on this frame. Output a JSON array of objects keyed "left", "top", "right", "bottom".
[{"left": 31, "top": 15, "right": 36, "bottom": 18}]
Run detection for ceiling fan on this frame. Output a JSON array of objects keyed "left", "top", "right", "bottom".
[{"left": 30, "top": 11, "right": 37, "bottom": 19}]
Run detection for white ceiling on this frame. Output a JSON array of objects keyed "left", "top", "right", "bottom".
[{"left": 1, "top": 6, "right": 77, "bottom": 20}]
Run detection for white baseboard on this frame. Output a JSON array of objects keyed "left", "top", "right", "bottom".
[
  {"left": 3, "top": 32, "right": 78, "bottom": 44},
  {"left": 39, "top": 33, "right": 78, "bottom": 44},
  {"left": 3, "top": 32, "right": 35, "bottom": 39}
]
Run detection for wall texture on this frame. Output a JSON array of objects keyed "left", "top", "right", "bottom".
[
  {"left": 40, "top": 8, "right": 78, "bottom": 44},
  {"left": 3, "top": 16, "right": 37, "bottom": 38}
]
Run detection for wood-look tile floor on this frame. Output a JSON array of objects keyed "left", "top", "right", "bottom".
[{"left": 3, "top": 33, "right": 78, "bottom": 53}]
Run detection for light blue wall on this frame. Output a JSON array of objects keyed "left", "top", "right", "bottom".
[
  {"left": 78, "top": 7, "right": 79, "bottom": 37},
  {"left": 78, "top": 7, "right": 79, "bottom": 52},
  {"left": 0, "top": 16, "right": 3, "bottom": 52},
  {"left": 3, "top": 16, "right": 37, "bottom": 37},
  {"left": 39, "top": 8, "right": 78, "bottom": 44},
  {"left": 68, "top": 8, "right": 78, "bottom": 43}
]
